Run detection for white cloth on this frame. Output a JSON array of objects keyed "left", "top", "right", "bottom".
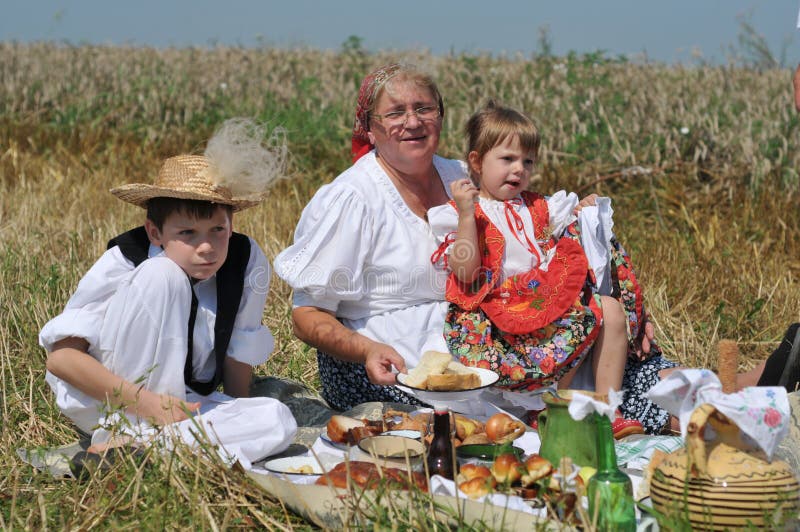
[
  {"left": 577, "top": 196, "right": 616, "bottom": 296},
  {"left": 97, "top": 391, "right": 297, "bottom": 468},
  {"left": 40, "top": 239, "right": 291, "bottom": 462},
  {"left": 568, "top": 389, "right": 623, "bottom": 420},
  {"left": 645, "top": 368, "right": 790, "bottom": 459},
  {"left": 429, "top": 475, "right": 545, "bottom": 517},
  {"left": 274, "top": 151, "right": 467, "bottom": 368},
  {"left": 427, "top": 191, "right": 616, "bottom": 295}
]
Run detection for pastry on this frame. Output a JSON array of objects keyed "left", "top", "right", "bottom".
[{"left": 326, "top": 415, "right": 366, "bottom": 444}]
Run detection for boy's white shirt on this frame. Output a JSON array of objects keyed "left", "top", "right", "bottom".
[
  {"left": 39, "top": 238, "right": 295, "bottom": 464},
  {"left": 40, "top": 238, "right": 274, "bottom": 378}
]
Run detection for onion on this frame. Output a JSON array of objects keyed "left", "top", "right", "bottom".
[{"left": 484, "top": 413, "right": 526, "bottom": 444}]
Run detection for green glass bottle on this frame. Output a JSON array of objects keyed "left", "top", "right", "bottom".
[{"left": 587, "top": 413, "right": 636, "bottom": 531}]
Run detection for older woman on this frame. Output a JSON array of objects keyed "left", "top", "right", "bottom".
[
  {"left": 274, "top": 64, "right": 458, "bottom": 410},
  {"left": 274, "top": 63, "right": 787, "bottom": 433}
]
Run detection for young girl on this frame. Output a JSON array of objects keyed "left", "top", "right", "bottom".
[{"left": 429, "top": 102, "right": 643, "bottom": 434}]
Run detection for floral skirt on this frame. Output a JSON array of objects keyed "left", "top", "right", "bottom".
[
  {"left": 619, "top": 350, "right": 678, "bottom": 434},
  {"left": 443, "top": 295, "right": 602, "bottom": 391},
  {"left": 316, "top": 350, "right": 424, "bottom": 412}
]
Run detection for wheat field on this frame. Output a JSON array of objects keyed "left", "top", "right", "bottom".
[{"left": 1, "top": 43, "right": 799, "bottom": 529}]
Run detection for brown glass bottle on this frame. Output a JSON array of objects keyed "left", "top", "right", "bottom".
[{"left": 426, "top": 408, "right": 455, "bottom": 479}]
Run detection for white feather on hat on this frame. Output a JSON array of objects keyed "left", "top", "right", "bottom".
[{"left": 111, "top": 118, "right": 286, "bottom": 211}]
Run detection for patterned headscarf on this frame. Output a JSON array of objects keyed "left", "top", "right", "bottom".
[{"left": 351, "top": 63, "right": 402, "bottom": 163}]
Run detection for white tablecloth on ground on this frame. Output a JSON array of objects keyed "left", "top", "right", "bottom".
[{"left": 247, "top": 406, "right": 684, "bottom": 526}]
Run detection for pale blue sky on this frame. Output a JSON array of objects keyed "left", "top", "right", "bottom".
[{"left": 2, "top": 1, "right": 799, "bottom": 65}]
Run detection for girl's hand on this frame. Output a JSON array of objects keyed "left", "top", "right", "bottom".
[
  {"left": 450, "top": 179, "right": 479, "bottom": 214},
  {"left": 135, "top": 388, "right": 201, "bottom": 426},
  {"left": 364, "top": 343, "right": 407, "bottom": 385},
  {"left": 573, "top": 193, "right": 598, "bottom": 214}
]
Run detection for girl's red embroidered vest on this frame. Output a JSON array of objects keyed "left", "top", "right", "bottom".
[{"left": 441, "top": 191, "right": 591, "bottom": 335}]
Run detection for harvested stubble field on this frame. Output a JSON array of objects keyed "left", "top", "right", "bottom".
[{"left": 1, "top": 43, "right": 799, "bottom": 529}]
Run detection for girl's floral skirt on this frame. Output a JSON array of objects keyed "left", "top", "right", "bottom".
[
  {"left": 444, "top": 295, "right": 602, "bottom": 391},
  {"left": 444, "top": 296, "right": 677, "bottom": 434}
]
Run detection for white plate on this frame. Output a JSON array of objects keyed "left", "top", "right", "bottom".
[
  {"left": 262, "top": 456, "right": 327, "bottom": 476},
  {"left": 381, "top": 429, "right": 422, "bottom": 440},
  {"left": 396, "top": 367, "right": 499, "bottom": 403}
]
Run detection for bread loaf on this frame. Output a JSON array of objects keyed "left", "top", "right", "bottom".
[
  {"left": 426, "top": 372, "right": 480, "bottom": 391},
  {"left": 326, "top": 415, "right": 365, "bottom": 443},
  {"left": 404, "top": 351, "right": 484, "bottom": 391},
  {"left": 405, "top": 350, "right": 452, "bottom": 388}
]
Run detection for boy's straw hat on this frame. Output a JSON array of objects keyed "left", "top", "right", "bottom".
[
  {"left": 111, "top": 155, "right": 264, "bottom": 212},
  {"left": 111, "top": 118, "right": 286, "bottom": 212}
]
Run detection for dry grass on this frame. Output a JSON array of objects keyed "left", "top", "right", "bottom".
[{"left": 1, "top": 43, "right": 799, "bottom": 529}]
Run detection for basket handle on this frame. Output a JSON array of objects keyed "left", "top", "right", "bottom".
[{"left": 685, "top": 403, "right": 716, "bottom": 476}]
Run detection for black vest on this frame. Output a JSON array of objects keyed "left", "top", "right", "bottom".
[{"left": 107, "top": 226, "right": 251, "bottom": 395}]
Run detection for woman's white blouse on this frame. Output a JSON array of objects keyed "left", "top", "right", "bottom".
[
  {"left": 274, "top": 152, "right": 467, "bottom": 367},
  {"left": 39, "top": 236, "right": 274, "bottom": 380}
]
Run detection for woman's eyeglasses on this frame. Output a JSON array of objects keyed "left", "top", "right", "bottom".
[{"left": 372, "top": 106, "right": 440, "bottom": 127}]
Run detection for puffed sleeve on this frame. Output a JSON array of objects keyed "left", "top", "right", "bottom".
[
  {"left": 39, "top": 247, "right": 135, "bottom": 352},
  {"left": 225, "top": 237, "right": 275, "bottom": 366},
  {"left": 426, "top": 203, "right": 459, "bottom": 270},
  {"left": 273, "top": 184, "right": 374, "bottom": 312},
  {"left": 427, "top": 203, "right": 459, "bottom": 244},
  {"left": 546, "top": 190, "right": 579, "bottom": 237}
]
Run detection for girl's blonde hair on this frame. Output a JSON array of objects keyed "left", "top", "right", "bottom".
[{"left": 465, "top": 101, "right": 541, "bottom": 182}]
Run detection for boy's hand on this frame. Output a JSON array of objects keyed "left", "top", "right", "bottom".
[
  {"left": 450, "top": 179, "right": 479, "bottom": 214},
  {"left": 365, "top": 343, "right": 407, "bottom": 385},
  {"left": 135, "top": 388, "right": 201, "bottom": 426}
]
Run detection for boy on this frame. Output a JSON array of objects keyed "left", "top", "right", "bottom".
[{"left": 41, "top": 120, "right": 296, "bottom": 465}]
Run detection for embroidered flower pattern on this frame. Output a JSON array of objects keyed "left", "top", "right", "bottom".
[
  {"left": 444, "top": 298, "right": 600, "bottom": 388},
  {"left": 609, "top": 239, "right": 645, "bottom": 358},
  {"left": 763, "top": 407, "right": 782, "bottom": 428}
]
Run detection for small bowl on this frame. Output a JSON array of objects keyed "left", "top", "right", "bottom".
[
  {"left": 381, "top": 429, "right": 422, "bottom": 440},
  {"left": 456, "top": 444, "right": 524, "bottom": 466},
  {"left": 358, "top": 435, "right": 425, "bottom": 460}
]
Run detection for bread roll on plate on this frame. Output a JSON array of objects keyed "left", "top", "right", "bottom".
[
  {"left": 459, "top": 476, "right": 496, "bottom": 498},
  {"left": 403, "top": 351, "right": 484, "bottom": 391},
  {"left": 326, "top": 415, "right": 365, "bottom": 444},
  {"left": 404, "top": 351, "right": 452, "bottom": 388},
  {"left": 426, "top": 372, "right": 480, "bottom": 391}
]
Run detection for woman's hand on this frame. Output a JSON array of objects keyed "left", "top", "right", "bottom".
[
  {"left": 573, "top": 193, "right": 598, "bottom": 214},
  {"left": 634, "top": 314, "right": 657, "bottom": 360},
  {"left": 450, "top": 179, "right": 479, "bottom": 214},
  {"left": 292, "top": 306, "right": 408, "bottom": 385},
  {"left": 365, "top": 343, "right": 407, "bottom": 385}
]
